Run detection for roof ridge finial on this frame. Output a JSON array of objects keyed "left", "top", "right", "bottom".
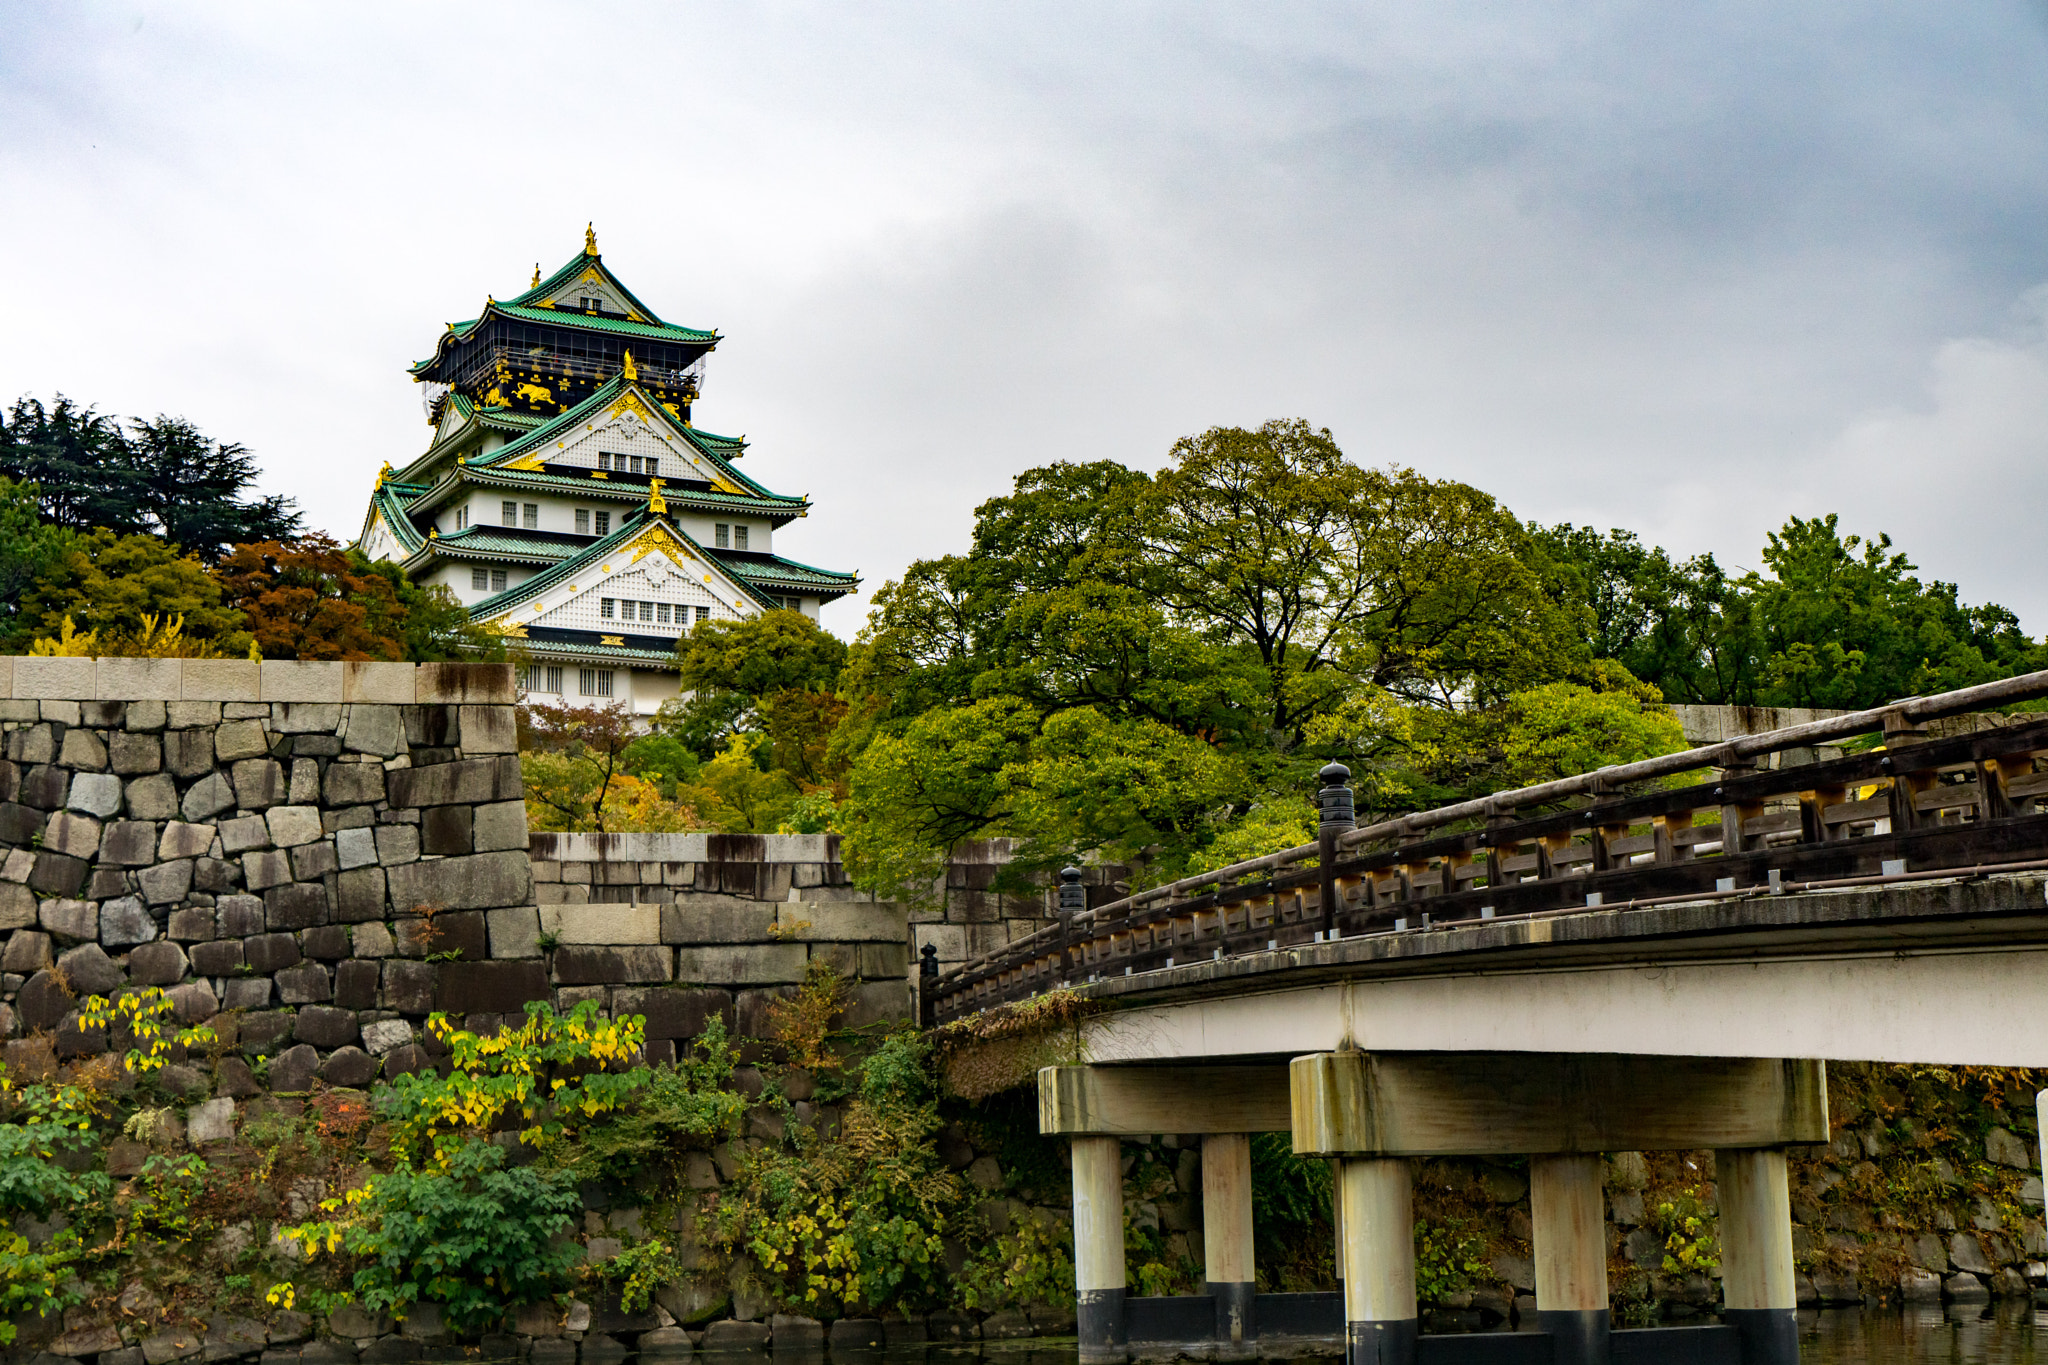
[
  {"left": 648, "top": 477, "right": 666, "bottom": 516},
  {"left": 531, "top": 262, "right": 541, "bottom": 287},
  {"left": 622, "top": 350, "right": 638, "bottom": 382},
  {"left": 585, "top": 222, "right": 598, "bottom": 256}
]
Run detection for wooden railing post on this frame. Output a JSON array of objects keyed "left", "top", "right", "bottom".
[
  {"left": 918, "top": 943, "right": 940, "bottom": 1029},
  {"left": 1318, "top": 763, "right": 1356, "bottom": 937},
  {"left": 1059, "top": 866, "right": 1085, "bottom": 984}
]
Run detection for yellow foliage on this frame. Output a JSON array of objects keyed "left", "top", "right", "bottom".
[{"left": 27, "top": 612, "right": 235, "bottom": 660}]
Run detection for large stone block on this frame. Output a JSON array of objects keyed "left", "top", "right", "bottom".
[
  {"left": 416, "top": 662, "right": 516, "bottom": 705},
  {"left": 212, "top": 720, "right": 269, "bottom": 764},
  {"left": 857, "top": 942, "right": 910, "bottom": 979},
  {"left": 334, "top": 958, "right": 380, "bottom": 1010},
  {"left": 16, "top": 656, "right": 96, "bottom": 700},
  {"left": 266, "top": 805, "right": 323, "bottom": 848},
  {"left": 41, "top": 810, "right": 102, "bottom": 859},
  {"left": 2, "top": 928, "right": 52, "bottom": 973},
  {"left": 124, "top": 772, "right": 177, "bottom": 820},
  {"left": 324, "top": 762, "right": 386, "bottom": 806},
  {"left": 242, "top": 849, "right": 293, "bottom": 891},
  {"left": 374, "top": 823, "right": 420, "bottom": 865},
  {"left": 615, "top": 986, "right": 734, "bottom": 1040},
  {"left": 189, "top": 940, "right": 244, "bottom": 975},
  {"left": 100, "top": 895, "right": 155, "bottom": 946},
  {"left": 59, "top": 941, "right": 125, "bottom": 994},
  {"left": 386, "top": 756, "right": 522, "bottom": 809},
  {"left": 774, "top": 901, "right": 905, "bottom": 943},
  {"left": 96, "top": 819, "right": 156, "bottom": 867},
  {"left": 18, "top": 762, "right": 68, "bottom": 809},
  {"left": 107, "top": 731, "right": 162, "bottom": 776},
  {"left": 421, "top": 805, "right": 473, "bottom": 856},
  {"left": 39, "top": 896, "right": 96, "bottom": 942},
  {"left": 340, "top": 704, "right": 404, "bottom": 757},
  {"left": 157, "top": 821, "right": 214, "bottom": 861},
  {"left": 0, "top": 881, "right": 32, "bottom": 930},
  {"left": 139, "top": 858, "right": 194, "bottom": 906},
  {"left": 27, "top": 850, "right": 87, "bottom": 896},
  {"left": 542, "top": 903, "right": 661, "bottom": 946},
  {"left": 272, "top": 701, "right": 342, "bottom": 734},
  {"left": 57, "top": 729, "right": 107, "bottom": 772},
  {"left": 382, "top": 959, "right": 437, "bottom": 1014},
  {"left": 219, "top": 813, "right": 269, "bottom": 853},
  {"left": 162, "top": 728, "right": 215, "bottom": 778},
  {"left": 68, "top": 771, "right": 124, "bottom": 817},
  {"left": 244, "top": 932, "right": 301, "bottom": 974},
  {"left": 276, "top": 962, "right": 332, "bottom": 1004},
  {"left": 487, "top": 905, "right": 542, "bottom": 958},
  {"left": 471, "top": 800, "right": 528, "bottom": 853},
  {"left": 320, "top": 1046, "right": 378, "bottom": 1088},
  {"left": 457, "top": 705, "right": 518, "bottom": 754},
  {"left": 336, "top": 866, "right": 388, "bottom": 922},
  {"left": 336, "top": 826, "right": 379, "bottom": 869},
  {"left": 387, "top": 850, "right": 534, "bottom": 912},
  {"left": 293, "top": 1004, "right": 357, "bottom": 1048},
  {"left": 179, "top": 660, "right": 260, "bottom": 702},
  {"left": 673, "top": 944, "right": 809, "bottom": 986},
  {"left": 661, "top": 898, "right": 779, "bottom": 945},
  {"left": 93, "top": 657, "right": 180, "bottom": 701},
  {"left": 230, "top": 758, "right": 286, "bottom": 809},
  {"left": 216, "top": 894, "right": 263, "bottom": 936},
  {"left": 344, "top": 661, "right": 416, "bottom": 704},
  {"left": 0, "top": 801, "right": 39, "bottom": 844},
  {"left": 180, "top": 772, "right": 236, "bottom": 822},
  {"left": 265, "top": 882, "right": 330, "bottom": 930},
  {"left": 553, "top": 946, "right": 675, "bottom": 985},
  {"left": 268, "top": 1043, "right": 319, "bottom": 1092},
  {"left": 128, "top": 941, "right": 189, "bottom": 987},
  {"left": 436, "top": 960, "right": 551, "bottom": 1014},
  {"left": 842, "top": 980, "right": 912, "bottom": 1029},
  {"left": 261, "top": 661, "right": 344, "bottom": 703}
]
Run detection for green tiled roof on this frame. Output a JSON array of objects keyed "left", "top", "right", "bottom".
[
  {"left": 710, "top": 550, "right": 860, "bottom": 594},
  {"left": 464, "top": 507, "right": 778, "bottom": 620},
  {"left": 369, "top": 485, "right": 425, "bottom": 554},
  {"left": 410, "top": 303, "right": 717, "bottom": 375},
  {"left": 510, "top": 249, "right": 672, "bottom": 326},
  {"left": 423, "top": 526, "right": 589, "bottom": 562},
  {"left": 512, "top": 638, "right": 682, "bottom": 667},
  {"left": 690, "top": 427, "right": 747, "bottom": 459}
]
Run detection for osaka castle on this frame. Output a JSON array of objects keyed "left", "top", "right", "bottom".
[{"left": 354, "top": 227, "right": 859, "bottom": 713}]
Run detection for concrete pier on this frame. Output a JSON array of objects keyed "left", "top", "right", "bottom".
[
  {"left": 1530, "top": 1154, "right": 1609, "bottom": 1365},
  {"left": 1072, "top": 1135, "right": 1127, "bottom": 1361},
  {"left": 1716, "top": 1147, "right": 1798, "bottom": 1365},
  {"left": 1202, "top": 1133, "right": 1257, "bottom": 1349},
  {"left": 1336, "top": 1157, "right": 1417, "bottom": 1365}
]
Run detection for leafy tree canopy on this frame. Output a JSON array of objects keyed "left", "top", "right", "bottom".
[{"left": 10, "top": 529, "right": 252, "bottom": 657}]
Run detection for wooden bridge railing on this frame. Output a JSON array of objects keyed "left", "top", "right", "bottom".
[{"left": 927, "top": 669, "right": 2048, "bottom": 1024}]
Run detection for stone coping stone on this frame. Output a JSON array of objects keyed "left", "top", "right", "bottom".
[
  {"left": 1, "top": 659, "right": 518, "bottom": 704},
  {"left": 531, "top": 832, "right": 844, "bottom": 864}
]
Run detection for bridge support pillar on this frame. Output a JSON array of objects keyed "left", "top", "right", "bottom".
[
  {"left": 1071, "top": 1135, "right": 1128, "bottom": 1362},
  {"left": 1530, "top": 1154, "right": 1609, "bottom": 1365},
  {"left": 1336, "top": 1156, "right": 1417, "bottom": 1365},
  {"left": 1202, "top": 1133, "right": 1257, "bottom": 1353},
  {"left": 1716, "top": 1148, "right": 1797, "bottom": 1365}
]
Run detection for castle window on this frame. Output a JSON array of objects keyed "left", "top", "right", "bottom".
[
  {"left": 695, "top": 605, "right": 710, "bottom": 623},
  {"left": 715, "top": 524, "right": 729, "bottom": 548},
  {"left": 595, "top": 511, "right": 610, "bottom": 535},
  {"left": 575, "top": 509, "right": 590, "bottom": 534},
  {"left": 491, "top": 570, "right": 506, "bottom": 592},
  {"left": 472, "top": 569, "right": 488, "bottom": 591},
  {"left": 601, "top": 598, "right": 615, "bottom": 619},
  {"left": 656, "top": 603, "right": 671, "bottom": 624},
  {"left": 523, "top": 504, "right": 538, "bottom": 529},
  {"left": 597, "top": 453, "right": 611, "bottom": 471},
  {"left": 547, "top": 666, "right": 563, "bottom": 693},
  {"left": 502, "top": 501, "right": 516, "bottom": 527},
  {"left": 579, "top": 668, "right": 613, "bottom": 697},
  {"left": 734, "top": 525, "right": 749, "bottom": 550}
]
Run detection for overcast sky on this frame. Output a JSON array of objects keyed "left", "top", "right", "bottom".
[{"left": 6, "top": 3, "right": 2048, "bottom": 635}]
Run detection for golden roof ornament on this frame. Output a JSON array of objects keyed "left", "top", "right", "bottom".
[
  {"left": 531, "top": 263, "right": 542, "bottom": 287},
  {"left": 585, "top": 222, "right": 598, "bottom": 256},
  {"left": 622, "top": 350, "right": 638, "bottom": 381},
  {"left": 376, "top": 461, "right": 394, "bottom": 486},
  {"left": 648, "top": 478, "right": 667, "bottom": 515},
  {"left": 429, "top": 525, "right": 439, "bottom": 539}
]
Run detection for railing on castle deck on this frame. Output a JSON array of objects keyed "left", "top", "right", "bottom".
[{"left": 927, "top": 669, "right": 2048, "bottom": 1024}]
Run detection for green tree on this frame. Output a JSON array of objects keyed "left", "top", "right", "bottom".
[
  {"left": 122, "top": 415, "right": 301, "bottom": 560},
  {"left": 669, "top": 610, "right": 848, "bottom": 759},
  {"left": 0, "top": 396, "right": 131, "bottom": 532},
  {"left": 0, "top": 479, "right": 65, "bottom": 642},
  {"left": 11, "top": 529, "right": 251, "bottom": 656}
]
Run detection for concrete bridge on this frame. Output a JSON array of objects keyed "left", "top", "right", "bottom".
[{"left": 925, "top": 672, "right": 2048, "bottom": 1365}]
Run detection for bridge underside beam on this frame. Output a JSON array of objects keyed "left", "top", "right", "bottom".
[
  {"left": 1039, "top": 1063, "right": 1292, "bottom": 1136},
  {"left": 1290, "top": 1052, "right": 1828, "bottom": 1158}
]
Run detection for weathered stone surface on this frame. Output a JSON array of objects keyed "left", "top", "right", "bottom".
[
  {"left": 124, "top": 772, "right": 178, "bottom": 820},
  {"left": 166, "top": 905, "right": 214, "bottom": 941},
  {"left": 18, "top": 970, "right": 74, "bottom": 1032},
  {"left": 163, "top": 727, "right": 215, "bottom": 777},
  {"left": 395, "top": 909, "right": 486, "bottom": 960},
  {"left": 58, "top": 727, "right": 108, "bottom": 771},
  {"left": 373, "top": 824, "right": 419, "bottom": 866},
  {"left": 268, "top": 1043, "right": 319, "bottom": 1093},
  {"left": 266, "top": 804, "right": 324, "bottom": 848},
  {"left": 100, "top": 896, "right": 157, "bottom": 946},
  {"left": 544, "top": 902, "right": 660, "bottom": 945},
  {"left": 28, "top": 849, "right": 87, "bottom": 896},
  {"left": 139, "top": 858, "right": 195, "bottom": 905},
  {"left": 843, "top": 980, "right": 911, "bottom": 1029},
  {"left": 49, "top": 1324, "right": 124, "bottom": 1357},
  {"left": 0, "top": 879, "right": 30, "bottom": 930},
  {"left": 222, "top": 977, "right": 271, "bottom": 1010},
  {"left": 291, "top": 840, "right": 339, "bottom": 880},
  {"left": 2, "top": 928, "right": 53, "bottom": 973},
  {"left": 421, "top": 804, "right": 473, "bottom": 856},
  {"left": 213, "top": 720, "right": 270, "bottom": 763},
  {"left": 230, "top": 757, "right": 286, "bottom": 810},
  {"left": 618, "top": 986, "right": 735, "bottom": 1039},
  {"left": 336, "top": 866, "right": 387, "bottom": 922},
  {"left": 276, "top": 962, "right": 333, "bottom": 1004},
  {"left": 383, "top": 960, "right": 436, "bottom": 1013},
  {"left": 181, "top": 772, "right": 236, "bottom": 821},
  {"left": 293, "top": 1004, "right": 358, "bottom": 1048},
  {"left": 336, "top": 825, "right": 379, "bottom": 869},
  {"left": 340, "top": 704, "right": 404, "bottom": 757},
  {"left": 244, "top": 932, "right": 301, "bottom": 974},
  {"left": 58, "top": 942, "right": 125, "bottom": 994},
  {"left": 39, "top": 896, "right": 96, "bottom": 942},
  {"left": 416, "top": 663, "right": 516, "bottom": 705},
  {"left": 108, "top": 731, "right": 163, "bottom": 776},
  {"left": 350, "top": 919, "right": 395, "bottom": 957},
  {"left": 217, "top": 894, "right": 264, "bottom": 936},
  {"left": 42, "top": 809, "right": 102, "bottom": 859},
  {"left": 301, "top": 924, "right": 349, "bottom": 959},
  {"left": 387, "top": 755, "right": 521, "bottom": 808},
  {"left": 97, "top": 819, "right": 157, "bottom": 866},
  {"left": 323, "top": 762, "right": 386, "bottom": 806},
  {"left": 699, "top": 1322, "right": 771, "bottom": 1353},
  {"left": 334, "top": 958, "right": 380, "bottom": 1009},
  {"left": 457, "top": 704, "right": 518, "bottom": 754},
  {"left": 637, "top": 1328, "right": 694, "bottom": 1360},
  {"left": 166, "top": 981, "right": 217, "bottom": 1024},
  {"left": 271, "top": 700, "right": 344, "bottom": 734},
  {"left": 127, "top": 940, "right": 189, "bottom": 986},
  {"left": 288, "top": 758, "right": 320, "bottom": 804},
  {"left": 674, "top": 943, "right": 808, "bottom": 986},
  {"left": 242, "top": 848, "right": 293, "bottom": 891},
  {"left": 187, "top": 1097, "right": 237, "bottom": 1144},
  {"left": 361, "top": 1018, "right": 414, "bottom": 1055},
  {"left": 554, "top": 945, "right": 674, "bottom": 985},
  {"left": 435, "top": 960, "right": 550, "bottom": 1014},
  {"left": 19, "top": 761, "right": 69, "bottom": 808},
  {"left": 68, "top": 771, "right": 124, "bottom": 817},
  {"left": 472, "top": 800, "right": 528, "bottom": 852},
  {"left": 387, "top": 850, "right": 533, "bottom": 912},
  {"left": 1987, "top": 1126, "right": 2034, "bottom": 1170},
  {"left": 1951, "top": 1232, "right": 1995, "bottom": 1274},
  {"left": 219, "top": 813, "right": 270, "bottom": 853},
  {"left": 320, "top": 1045, "right": 378, "bottom": 1088},
  {"left": 487, "top": 905, "right": 541, "bottom": 958},
  {"left": 154, "top": 820, "right": 212, "bottom": 861}
]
